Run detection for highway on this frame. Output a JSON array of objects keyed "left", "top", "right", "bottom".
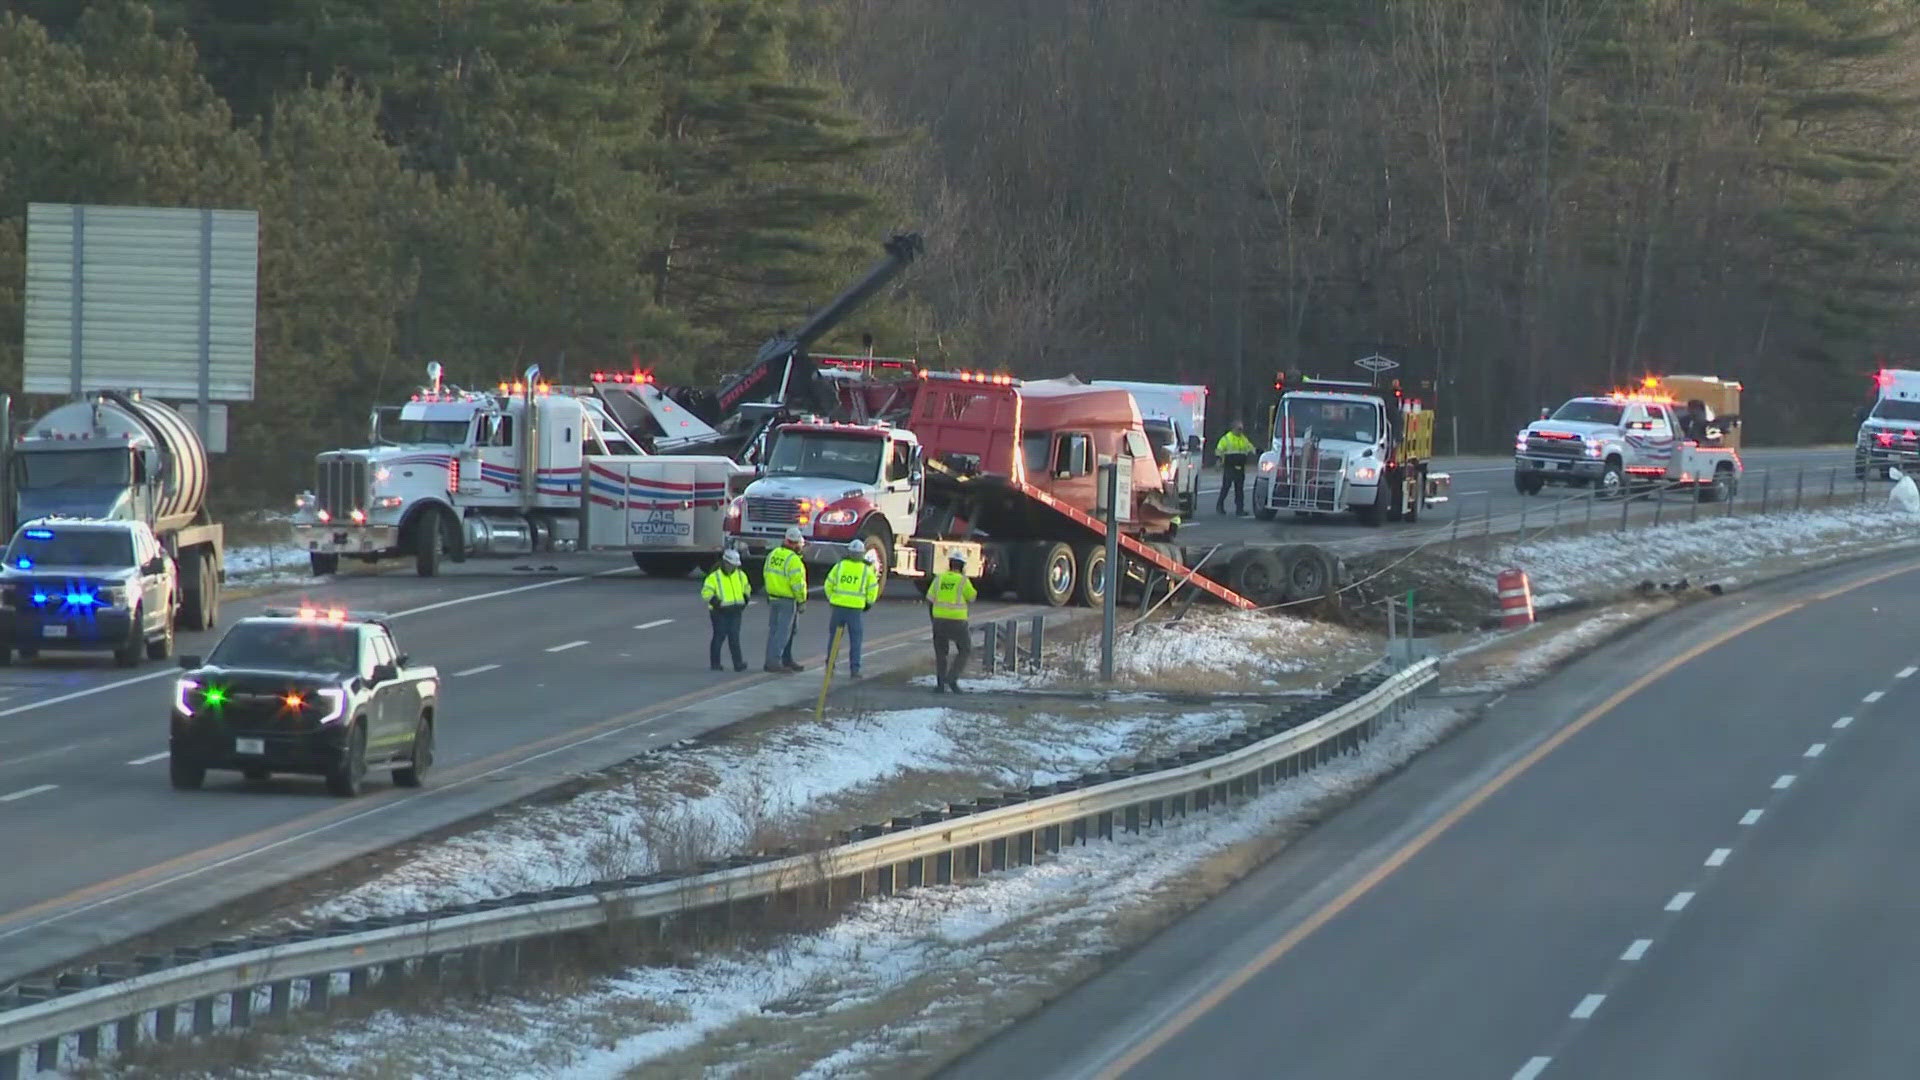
[
  {"left": 941, "top": 547, "right": 1920, "bottom": 1080},
  {"left": 0, "top": 556, "right": 1054, "bottom": 985},
  {"left": 1181, "top": 445, "right": 1859, "bottom": 555}
]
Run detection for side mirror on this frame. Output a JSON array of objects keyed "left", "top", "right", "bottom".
[
  {"left": 395, "top": 653, "right": 410, "bottom": 668},
  {"left": 1539, "top": 407, "right": 1551, "bottom": 420},
  {"left": 177, "top": 654, "right": 202, "bottom": 670},
  {"left": 1186, "top": 435, "right": 1203, "bottom": 453},
  {"left": 370, "top": 662, "right": 397, "bottom": 684},
  {"left": 143, "top": 556, "right": 166, "bottom": 575}
]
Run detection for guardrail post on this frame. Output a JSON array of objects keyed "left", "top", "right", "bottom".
[
  {"left": 980, "top": 622, "right": 997, "bottom": 675},
  {"left": 1829, "top": 466, "right": 1838, "bottom": 499},
  {"left": 1760, "top": 470, "right": 1771, "bottom": 514},
  {"left": 1794, "top": 467, "right": 1804, "bottom": 510},
  {"left": 307, "top": 972, "right": 331, "bottom": 1011},
  {"left": 230, "top": 985, "right": 254, "bottom": 1029},
  {"left": 269, "top": 979, "right": 293, "bottom": 1017},
  {"left": 34, "top": 1038, "right": 55, "bottom": 1073},
  {"left": 1483, "top": 490, "right": 1493, "bottom": 541},
  {"left": 350, "top": 967, "right": 372, "bottom": 995},
  {"left": 1653, "top": 486, "right": 1664, "bottom": 526},
  {"left": 0, "top": 1046, "right": 18, "bottom": 1080},
  {"left": 1002, "top": 618, "right": 1018, "bottom": 672},
  {"left": 154, "top": 1003, "right": 177, "bottom": 1043},
  {"left": 1618, "top": 489, "right": 1631, "bottom": 530},
  {"left": 1518, "top": 496, "right": 1527, "bottom": 535},
  {"left": 1028, "top": 614, "right": 1044, "bottom": 670},
  {"left": 1449, "top": 500, "right": 1462, "bottom": 554}
]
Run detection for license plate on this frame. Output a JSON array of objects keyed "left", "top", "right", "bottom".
[
  {"left": 332, "top": 532, "right": 348, "bottom": 544},
  {"left": 1557, "top": 462, "right": 1572, "bottom": 470},
  {"left": 235, "top": 738, "right": 265, "bottom": 755},
  {"left": 41, "top": 625, "right": 66, "bottom": 639}
]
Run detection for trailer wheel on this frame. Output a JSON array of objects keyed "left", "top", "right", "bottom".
[
  {"left": 1073, "top": 543, "right": 1108, "bottom": 608},
  {"left": 1021, "top": 541, "right": 1076, "bottom": 607},
  {"left": 1281, "top": 545, "right": 1337, "bottom": 603},
  {"left": 1225, "top": 548, "right": 1284, "bottom": 606},
  {"left": 179, "top": 550, "right": 219, "bottom": 631}
]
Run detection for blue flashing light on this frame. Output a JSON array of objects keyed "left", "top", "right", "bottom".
[
  {"left": 64, "top": 590, "right": 97, "bottom": 608},
  {"left": 22, "top": 529, "right": 52, "bottom": 540},
  {"left": 29, "top": 591, "right": 47, "bottom": 606},
  {"left": 14, "top": 558, "right": 30, "bottom": 570}
]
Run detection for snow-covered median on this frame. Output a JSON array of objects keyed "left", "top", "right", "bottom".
[
  {"left": 221, "top": 543, "right": 311, "bottom": 585},
  {"left": 126, "top": 701, "right": 1468, "bottom": 1080},
  {"left": 282, "top": 700, "right": 1266, "bottom": 927},
  {"left": 1472, "top": 501, "right": 1919, "bottom": 600}
]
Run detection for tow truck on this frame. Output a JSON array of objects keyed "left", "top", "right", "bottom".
[
  {"left": 1251, "top": 375, "right": 1451, "bottom": 526},
  {"left": 727, "top": 367, "right": 1254, "bottom": 610},
  {"left": 1515, "top": 375, "right": 1742, "bottom": 501},
  {"left": 170, "top": 606, "right": 439, "bottom": 797},
  {"left": 292, "top": 364, "right": 750, "bottom": 579}
]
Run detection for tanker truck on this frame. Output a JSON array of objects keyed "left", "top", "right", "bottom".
[{"left": 0, "top": 390, "right": 224, "bottom": 629}]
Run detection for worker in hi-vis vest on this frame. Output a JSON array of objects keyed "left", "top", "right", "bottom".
[
  {"left": 701, "top": 548, "right": 752, "bottom": 673},
  {"left": 824, "top": 538, "right": 881, "bottom": 678},
  {"left": 762, "top": 526, "right": 808, "bottom": 674},
  {"left": 1215, "top": 420, "right": 1257, "bottom": 516},
  {"left": 925, "top": 550, "right": 978, "bottom": 693}
]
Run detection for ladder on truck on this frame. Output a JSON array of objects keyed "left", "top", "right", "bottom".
[{"left": 1013, "top": 480, "right": 1257, "bottom": 610}]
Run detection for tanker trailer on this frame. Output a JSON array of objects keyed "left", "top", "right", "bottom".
[{"left": 3, "top": 390, "right": 224, "bottom": 629}]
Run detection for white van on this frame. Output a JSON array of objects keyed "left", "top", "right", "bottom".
[{"left": 1093, "top": 381, "right": 1207, "bottom": 515}]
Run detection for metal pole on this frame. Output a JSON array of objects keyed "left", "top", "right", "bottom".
[
  {"left": 197, "top": 209, "right": 214, "bottom": 442},
  {"left": 1100, "top": 462, "right": 1119, "bottom": 682},
  {"left": 69, "top": 206, "right": 86, "bottom": 397}
]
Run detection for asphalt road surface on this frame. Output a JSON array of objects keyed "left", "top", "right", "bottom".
[
  {"left": 1181, "top": 445, "right": 1859, "bottom": 556},
  {"left": 942, "top": 547, "right": 1920, "bottom": 1080},
  {"left": 0, "top": 556, "right": 1053, "bottom": 985}
]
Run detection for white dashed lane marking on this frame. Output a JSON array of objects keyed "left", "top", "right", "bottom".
[
  {"left": 1834, "top": 716, "right": 1854, "bottom": 729},
  {"left": 452, "top": 664, "right": 499, "bottom": 677},
  {"left": 1570, "top": 994, "right": 1605, "bottom": 1020},
  {"left": 0, "top": 784, "right": 56, "bottom": 802},
  {"left": 1805, "top": 743, "right": 1826, "bottom": 758},
  {"left": 127, "top": 752, "right": 168, "bottom": 766},
  {"left": 1899, "top": 667, "right": 1916, "bottom": 679},
  {"left": 1773, "top": 774, "right": 1796, "bottom": 790},
  {"left": 1864, "top": 690, "right": 1885, "bottom": 703},
  {"left": 545, "top": 641, "right": 589, "bottom": 653},
  {"left": 1741, "top": 809, "right": 1763, "bottom": 825},
  {"left": 1666, "top": 892, "right": 1695, "bottom": 912},
  {"left": 1706, "top": 848, "right": 1731, "bottom": 867},
  {"left": 1514, "top": 1057, "right": 1553, "bottom": 1080},
  {"left": 1622, "top": 939, "right": 1652, "bottom": 961},
  {"left": 634, "top": 619, "right": 673, "bottom": 630}
]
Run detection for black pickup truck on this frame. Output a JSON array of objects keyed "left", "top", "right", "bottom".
[{"left": 168, "top": 607, "right": 439, "bottom": 797}]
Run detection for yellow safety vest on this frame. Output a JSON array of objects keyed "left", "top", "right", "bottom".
[
  {"left": 1216, "top": 431, "right": 1256, "bottom": 458},
  {"left": 700, "top": 567, "right": 750, "bottom": 608},
  {"left": 824, "top": 558, "right": 878, "bottom": 609},
  {"left": 765, "top": 546, "right": 807, "bottom": 600},
  {"left": 926, "top": 570, "right": 976, "bottom": 621}
]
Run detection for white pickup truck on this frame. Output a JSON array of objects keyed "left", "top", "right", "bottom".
[{"left": 1515, "top": 381, "right": 1741, "bottom": 502}]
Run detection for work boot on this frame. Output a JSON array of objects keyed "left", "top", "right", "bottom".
[
  {"left": 734, "top": 663, "right": 749, "bottom": 673},
  {"left": 710, "top": 664, "right": 723, "bottom": 673},
  {"left": 784, "top": 661, "right": 804, "bottom": 672},
  {"left": 764, "top": 663, "right": 784, "bottom": 674},
  {"left": 933, "top": 681, "right": 947, "bottom": 693},
  {"left": 946, "top": 681, "right": 964, "bottom": 694}
]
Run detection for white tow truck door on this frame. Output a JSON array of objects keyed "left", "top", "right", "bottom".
[
  {"left": 584, "top": 456, "right": 733, "bottom": 552},
  {"left": 879, "top": 437, "right": 921, "bottom": 542}
]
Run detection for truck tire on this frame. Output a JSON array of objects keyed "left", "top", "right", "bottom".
[
  {"left": 1074, "top": 543, "right": 1108, "bottom": 608},
  {"left": 394, "top": 715, "right": 433, "bottom": 788},
  {"left": 1353, "top": 482, "right": 1387, "bottom": 527},
  {"left": 1598, "top": 458, "right": 1626, "bottom": 499},
  {"left": 857, "top": 520, "right": 892, "bottom": 597},
  {"left": 1281, "top": 545, "right": 1337, "bottom": 603},
  {"left": 1514, "top": 473, "right": 1544, "bottom": 496},
  {"left": 414, "top": 509, "right": 449, "bottom": 577},
  {"left": 1252, "top": 477, "right": 1277, "bottom": 521},
  {"left": 1225, "top": 548, "right": 1284, "bottom": 606},
  {"left": 1697, "top": 465, "right": 1733, "bottom": 503},
  {"left": 1022, "top": 541, "right": 1076, "bottom": 607},
  {"left": 179, "top": 550, "right": 219, "bottom": 631},
  {"left": 632, "top": 553, "right": 701, "bottom": 578},
  {"left": 326, "top": 722, "right": 368, "bottom": 797},
  {"left": 1401, "top": 467, "right": 1422, "bottom": 524},
  {"left": 145, "top": 605, "right": 174, "bottom": 661},
  {"left": 168, "top": 754, "right": 205, "bottom": 791},
  {"left": 310, "top": 552, "right": 339, "bottom": 577}
]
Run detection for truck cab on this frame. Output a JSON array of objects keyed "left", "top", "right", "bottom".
[
  {"left": 1855, "top": 369, "right": 1920, "bottom": 480},
  {"left": 1254, "top": 378, "right": 1447, "bottom": 525},
  {"left": 726, "top": 420, "right": 923, "bottom": 579}
]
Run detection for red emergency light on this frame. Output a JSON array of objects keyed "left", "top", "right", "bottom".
[
  {"left": 1876, "top": 369, "right": 1897, "bottom": 390},
  {"left": 590, "top": 370, "right": 654, "bottom": 385}
]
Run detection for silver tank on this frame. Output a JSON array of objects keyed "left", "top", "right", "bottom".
[{"left": 20, "top": 392, "right": 210, "bottom": 532}]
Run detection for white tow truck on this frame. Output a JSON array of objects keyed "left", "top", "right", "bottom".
[
  {"left": 1854, "top": 368, "right": 1920, "bottom": 480},
  {"left": 1514, "top": 376, "right": 1743, "bottom": 501},
  {"left": 1251, "top": 376, "right": 1450, "bottom": 526},
  {"left": 292, "top": 364, "right": 750, "bottom": 578}
]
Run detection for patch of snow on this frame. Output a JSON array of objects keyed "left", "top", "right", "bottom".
[
  {"left": 1447, "top": 610, "right": 1645, "bottom": 693},
  {"left": 222, "top": 544, "right": 313, "bottom": 584},
  {"left": 1473, "top": 503, "right": 1919, "bottom": 599},
  {"left": 151, "top": 699, "right": 1469, "bottom": 1080},
  {"left": 291, "top": 704, "right": 1257, "bottom": 925}
]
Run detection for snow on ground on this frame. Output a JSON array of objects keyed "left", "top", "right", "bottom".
[
  {"left": 131, "top": 701, "right": 1469, "bottom": 1080},
  {"left": 289, "top": 702, "right": 1259, "bottom": 925},
  {"left": 1444, "top": 608, "right": 1649, "bottom": 694},
  {"left": 1475, "top": 502, "right": 1920, "bottom": 599},
  {"left": 221, "top": 543, "right": 311, "bottom": 584},
  {"left": 909, "top": 608, "right": 1371, "bottom": 693}
]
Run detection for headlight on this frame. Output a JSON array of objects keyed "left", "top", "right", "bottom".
[
  {"left": 313, "top": 687, "right": 347, "bottom": 724},
  {"left": 175, "top": 678, "right": 202, "bottom": 715},
  {"left": 1585, "top": 438, "right": 1604, "bottom": 457},
  {"left": 1515, "top": 432, "right": 1529, "bottom": 452},
  {"left": 818, "top": 508, "right": 858, "bottom": 526},
  {"left": 725, "top": 497, "right": 744, "bottom": 522},
  {"left": 1352, "top": 465, "right": 1378, "bottom": 482},
  {"left": 1259, "top": 459, "right": 1276, "bottom": 473},
  {"left": 295, "top": 493, "right": 314, "bottom": 510},
  {"left": 373, "top": 495, "right": 403, "bottom": 510}
]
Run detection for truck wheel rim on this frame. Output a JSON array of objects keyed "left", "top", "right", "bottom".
[{"left": 1048, "top": 555, "right": 1073, "bottom": 597}]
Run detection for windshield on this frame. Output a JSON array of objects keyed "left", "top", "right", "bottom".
[
  {"left": 1549, "top": 401, "right": 1626, "bottom": 425},
  {"left": 1280, "top": 400, "right": 1380, "bottom": 444},
  {"left": 5, "top": 527, "right": 134, "bottom": 569},
  {"left": 764, "top": 432, "right": 884, "bottom": 484},
  {"left": 1142, "top": 421, "right": 1175, "bottom": 467},
  {"left": 209, "top": 622, "right": 360, "bottom": 672},
  {"left": 14, "top": 448, "right": 131, "bottom": 488},
  {"left": 388, "top": 419, "right": 471, "bottom": 445},
  {"left": 1022, "top": 432, "right": 1052, "bottom": 474},
  {"left": 1871, "top": 399, "right": 1920, "bottom": 422}
]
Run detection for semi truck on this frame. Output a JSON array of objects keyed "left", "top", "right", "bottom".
[
  {"left": 291, "top": 364, "right": 750, "bottom": 578},
  {"left": 725, "top": 369, "right": 1253, "bottom": 610},
  {"left": 1515, "top": 375, "right": 1742, "bottom": 501},
  {"left": 0, "top": 390, "right": 223, "bottom": 629},
  {"left": 1251, "top": 376, "right": 1451, "bottom": 526},
  {"left": 1091, "top": 380, "right": 1207, "bottom": 516}
]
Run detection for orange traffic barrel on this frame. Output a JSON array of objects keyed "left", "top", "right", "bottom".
[{"left": 1497, "top": 568, "right": 1534, "bottom": 629}]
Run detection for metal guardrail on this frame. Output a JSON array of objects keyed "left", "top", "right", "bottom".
[{"left": 0, "top": 657, "right": 1438, "bottom": 1078}]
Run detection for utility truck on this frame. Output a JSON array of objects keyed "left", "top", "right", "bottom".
[
  {"left": 292, "top": 364, "right": 750, "bottom": 578},
  {"left": 725, "top": 369, "right": 1254, "bottom": 610},
  {"left": 1251, "top": 375, "right": 1451, "bottom": 526},
  {"left": 1515, "top": 375, "right": 1742, "bottom": 502}
]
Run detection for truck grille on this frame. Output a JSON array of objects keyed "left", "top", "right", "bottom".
[
  {"left": 1525, "top": 434, "right": 1586, "bottom": 459},
  {"left": 745, "top": 497, "right": 803, "bottom": 525},
  {"left": 315, "top": 456, "right": 369, "bottom": 518}
]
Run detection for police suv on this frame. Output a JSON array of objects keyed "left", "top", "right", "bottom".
[
  {"left": 170, "top": 606, "right": 439, "bottom": 797},
  {"left": 0, "top": 518, "right": 179, "bottom": 667}
]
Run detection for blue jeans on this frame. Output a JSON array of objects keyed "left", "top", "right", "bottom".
[
  {"left": 828, "top": 606, "right": 864, "bottom": 674},
  {"left": 765, "top": 598, "right": 798, "bottom": 668},
  {"left": 708, "top": 607, "right": 744, "bottom": 669}
]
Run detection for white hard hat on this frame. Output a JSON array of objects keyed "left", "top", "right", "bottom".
[
  {"left": 783, "top": 526, "right": 804, "bottom": 543},
  {"left": 948, "top": 551, "right": 967, "bottom": 566},
  {"left": 722, "top": 548, "right": 742, "bottom": 566},
  {"left": 847, "top": 538, "right": 866, "bottom": 555}
]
